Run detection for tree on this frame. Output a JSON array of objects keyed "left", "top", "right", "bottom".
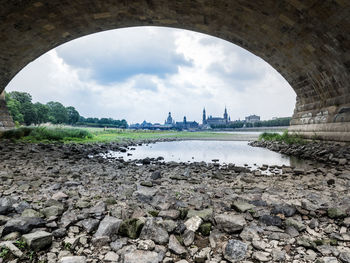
[
  {"left": 22, "top": 102, "right": 37, "bottom": 125},
  {"left": 34, "top": 102, "right": 49, "bottom": 124},
  {"left": 7, "top": 91, "right": 32, "bottom": 105},
  {"left": 46, "top": 101, "right": 68, "bottom": 124},
  {"left": 6, "top": 97, "right": 24, "bottom": 124},
  {"left": 66, "top": 106, "right": 80, "bottom": 125}
]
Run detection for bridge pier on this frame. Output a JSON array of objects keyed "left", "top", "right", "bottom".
[{"left": 0, "top": 91, "right": 15, "bottom": 130}]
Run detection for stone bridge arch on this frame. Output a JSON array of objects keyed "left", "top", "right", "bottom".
[{"left": 0, "top": 0, "right": 349, "bottom": 141}]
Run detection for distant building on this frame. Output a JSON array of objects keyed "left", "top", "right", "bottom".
[
  {"left": 245, "top": 114, "right": 260, "bottom": 123},
  {"left": 176, "top": 116, "right": 199, "bottom": 130},
  {"left": 203, "top": 107, "right": 230, "bottom": 126},
  {"left": 164, "top": 112, "right": 174, "bottom": 125}
]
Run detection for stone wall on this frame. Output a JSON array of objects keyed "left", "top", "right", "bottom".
[
  {"left": 0, "top": 0, "right": 349, "bottom": 140},
  {"left": 0, "top": 92, "right": 15, "bottom": 130}
]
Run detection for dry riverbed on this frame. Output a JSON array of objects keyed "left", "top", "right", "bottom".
[{"left": 0, "top": 139, "right": 350, "bottom": 263}]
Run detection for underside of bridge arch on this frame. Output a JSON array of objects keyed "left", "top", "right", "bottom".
[{"left": 0, "top": 0, "right": 349, "bottom": 141}]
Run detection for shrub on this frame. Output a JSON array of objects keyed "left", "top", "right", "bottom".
[{"left": 259, "top": 130, "right": 305, "bottom": 144}]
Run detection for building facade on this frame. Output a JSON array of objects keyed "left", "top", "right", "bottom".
[{"left": 203, "top": 107, "right": 231, "bottom": 126}]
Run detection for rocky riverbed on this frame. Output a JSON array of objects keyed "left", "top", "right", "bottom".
[{"left": 0, "top": 139, "right": 350, "bottom": 263}]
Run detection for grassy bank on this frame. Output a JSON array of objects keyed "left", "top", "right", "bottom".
[
  {"left": 0, "top": 126, "right": 260, "bottom": 143},
  {"left": 259, "top": 130, "right": 306, "bottom": 144}
]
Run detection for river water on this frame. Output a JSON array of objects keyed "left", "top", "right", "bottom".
[{"left": 104, "top": 140, "right": 313, "bottom": 168}]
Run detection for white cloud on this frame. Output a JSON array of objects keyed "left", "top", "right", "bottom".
[{"left": 5, "top": 27, "right": 296, "bottom": 124}]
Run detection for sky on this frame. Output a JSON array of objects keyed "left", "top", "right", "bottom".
[{"left": 5, "top": 26, "right": 296, "bottom": 124}]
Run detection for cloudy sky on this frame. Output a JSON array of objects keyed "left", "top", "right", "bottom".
[{"left": 6, "top": 27, "right": 296, "bottom": 124}]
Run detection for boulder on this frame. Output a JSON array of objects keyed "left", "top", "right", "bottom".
[
  {"left": 140, "top": 218, "right": 169, "bottom": 245},
  {"left": 94, "top": 216, "right": 122, "bottom": 238},
  {"left": 2, "top": 217, "right": 46, "bottom": 236},
  {"left": 59, "top": 256, "right": 86, "bottom": 263},
  {"left": 22, "top": 231, "right": 52, "bottom": 250},
  {"left": 168, "top": 234, "right": 187, "bottom": 255},
  {"left": 215, "top": 214, "right": 246, "bottom": 233},
  {"left": 223, "top": 239, "right": 247, "bottom": 262}
]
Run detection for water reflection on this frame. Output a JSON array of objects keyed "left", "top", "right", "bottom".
[{"left": 104, "top": 140, "right": 311, "bottom": 168}]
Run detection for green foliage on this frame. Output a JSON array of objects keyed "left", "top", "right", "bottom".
[
  {"left": 15, "top": 240, "right": 26, "bottom": 249},
  {"left": 46, "top": 101, "right": 68, "bottom": 124},
  {"left": 0, "top": 127, "right": 92, "bottom": 142},
  {"left": 211, "top": 117, "right": 291, "bottom": 129},
  {"left": 0, "top": 247, "right": 9, "bottom": 258},
  {"left": 259, "top": 130, "right": 306, "bottom": 144},
  {"left": 5, "top": 90, "right": 127, "bottom": 127}
]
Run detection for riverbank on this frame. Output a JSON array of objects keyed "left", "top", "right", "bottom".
[
  {"left": 0, "top": 127, "right": 260, "bottom": 143},
  {"left": 1, "top": 139, "right": 350, "bottom": 263}
]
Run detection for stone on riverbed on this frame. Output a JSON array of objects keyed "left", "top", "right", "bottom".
[
  {"left": 59, "top": 256, "right": 87, "bottom": 263},
  {"left": 124, "top": 250, "right": 162, "bottom": 263},
  {"left": 232, "top": 200, "right": 255, "bottom": 213},
  {"left": 140, "top": 218, "right": 169, "bottom": 245},
  {"left": 22, "top": 230, "right": 52, "bottom": 250},
  {"left": 94, "top": 216, "right": 122, "bottom": 238},
  {"left": 215, "top": 214, "right": 246, "bottom": 233},
  {"left": 2, "top": 217, "right": 46, "bottom": 236},
  {"left": 223, "top": 239, "right": 247, "bottom": 262}
]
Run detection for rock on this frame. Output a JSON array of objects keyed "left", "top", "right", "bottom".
[
  {"left": 110, "top": 238, "right": 128, "bottom": 251},
  {"left": 159, "top": 210, "right": 180, "bottom": 220},
  {"left": 89, "top": 201, "right": 106, "bottom": 215},
  {"left": 194, "top": 247, "right": 211, "bottom": 262},
  {"left": 168, "top": 234, "right": 187, "bottom": 255},
  {"left": 223, "top": 239, "right": 247, "bottom": 262},
  {"left": 150, "top": 171, "right": 161, "bottom": 180},
  {"left": 183, "top": 230, "right": 195, "bottom": 246},
  {"left": 160, "top": 219, "right": 177, "bottom": 233},
  {"left": 52, "top": 192, "right": 68, "bottom": 201},
  {"left": 184, "top": 216, "right": 202, "bottom": 232},
  {"left": 0, "top": 241, "right": 23, "bottom": 257},
  {"left": 317, "top": 257, "right": 339, "bottom": 263},
  {"left": 60, "top": 211, "right": 78, "bottom": 228},
  {"left": 187, "top": 208, "right": 213, "bottom": 221},
  {"left": 339, "top": 252, "right": 350, "bottom": 263},
  {"left": 80, "top": 218, "right": 100, "bottom": 233},
  {"left": 0, "top": 215, "right": 9, "bottom": 225},
  {"left": 140, "top": 218, "right": 169, "bottom": 245},
  {"left": 119, "top": 218, "right": 145, "bottom": 239},
  {"left": 272, "top": 249, "right": 286, "bottom": 262},
  {"left": 232, "top": 200, "right": 255, "bottom": 213},
  {"left": 59, "top": 256, "right": 86, "bottom": 263},
  {"left": 41, "top": 206, "right": 64, "bottom": 218},
  {"left": 21, "top": 209, "right": 42, "bottom": 218},
  {"left": 124, "top": 250, "right": 162, "bottom": 263},
  {"left": 259, "top": 214, "right": 282, "bottom": 227},
  {"left": 215, "top": 214, "right": 246, "bottom": 233},
  {"left": 253, "top": 251, "right": 270, "bottom": 262},
  {"left": 104, "top": 251, "right": 119, "bottom": 262},
  {"left": 239, "top": 226, "right": 260, "bottom": 241},
  {"left": 94, "top": 216, "right": 121, "bottom": 238},
  {"left": 328, "top": 208, "right": 347, "bottom": 219},
  {"left": 22, "top": 231, "right": 52, "bottom": 250},
  {"left": 271, "top": 205, "right": 296, "bottom": 217},
  {"left": 2, "top": 217, "right": 46, "bottom": 236},
  {"left": 285, "top": 218, "right": 306, "bottom": 231},
  {"left": 138, "top": 239, "right": 155, "bottom": 250}
]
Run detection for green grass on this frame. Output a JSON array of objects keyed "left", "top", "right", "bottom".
[
  {"left": 0, "top": 126, "right": 260, "bottom": 143},
  {"left": 259, "top": 130, "right": 306, "bottom": 144},
  {"left": 0, "top": 127, "right": 92, "bottom": 142}
]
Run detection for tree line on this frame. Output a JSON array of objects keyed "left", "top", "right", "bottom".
[
  {"left": 211, "top": 117, "right": 291, "bottom": 129},
  {"left": 5, "top": 91, "right": 128, "bottom": 128}
]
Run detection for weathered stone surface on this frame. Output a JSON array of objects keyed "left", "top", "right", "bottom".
[
  {"left": 119, "top": 218, "right": 145, "bottom": 239},
  {"left": 223, "top": 239, "right": 247, "bottom": 262},
  {"left": 22, "top": 230, "right": 52, "bottom": 250},
  {"left": 140, "top": 218, "right": 169, "bottom": 245},
  {"left": 2, "top": 217, "right": 46, "bottom": 236},
  {"left": 168, "top": 234, "right": 187, "bottom": 255},
  {"left": 59, "top": 256, "right": 86, "bottom": 263},
  {"left": 94, "top": 216, "right": 122, "bottom": 238},
  {"left": 215, "top": 214, "right": 246, "bottom": 233},
  {"left": 184, "top": 216, "right": 202, "bottom": 232},
  {"left": 124, "top": 250, "right": 162, "bottom": 263}
]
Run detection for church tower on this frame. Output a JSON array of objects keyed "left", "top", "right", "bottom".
[
  {"left": 224, "top": 107, "right": 228, "bottom": 123},
  {"left": 202, "top": 108, "right": 207, "bottom": 125}
]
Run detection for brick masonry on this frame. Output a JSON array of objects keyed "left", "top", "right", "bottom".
[{"left": 0, "top": 1, "right": 349, "bottom": 140}]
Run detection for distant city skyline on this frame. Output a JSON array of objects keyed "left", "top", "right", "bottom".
[{"left": 5, "top": 27, "right": 296, "bottom": 123}]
